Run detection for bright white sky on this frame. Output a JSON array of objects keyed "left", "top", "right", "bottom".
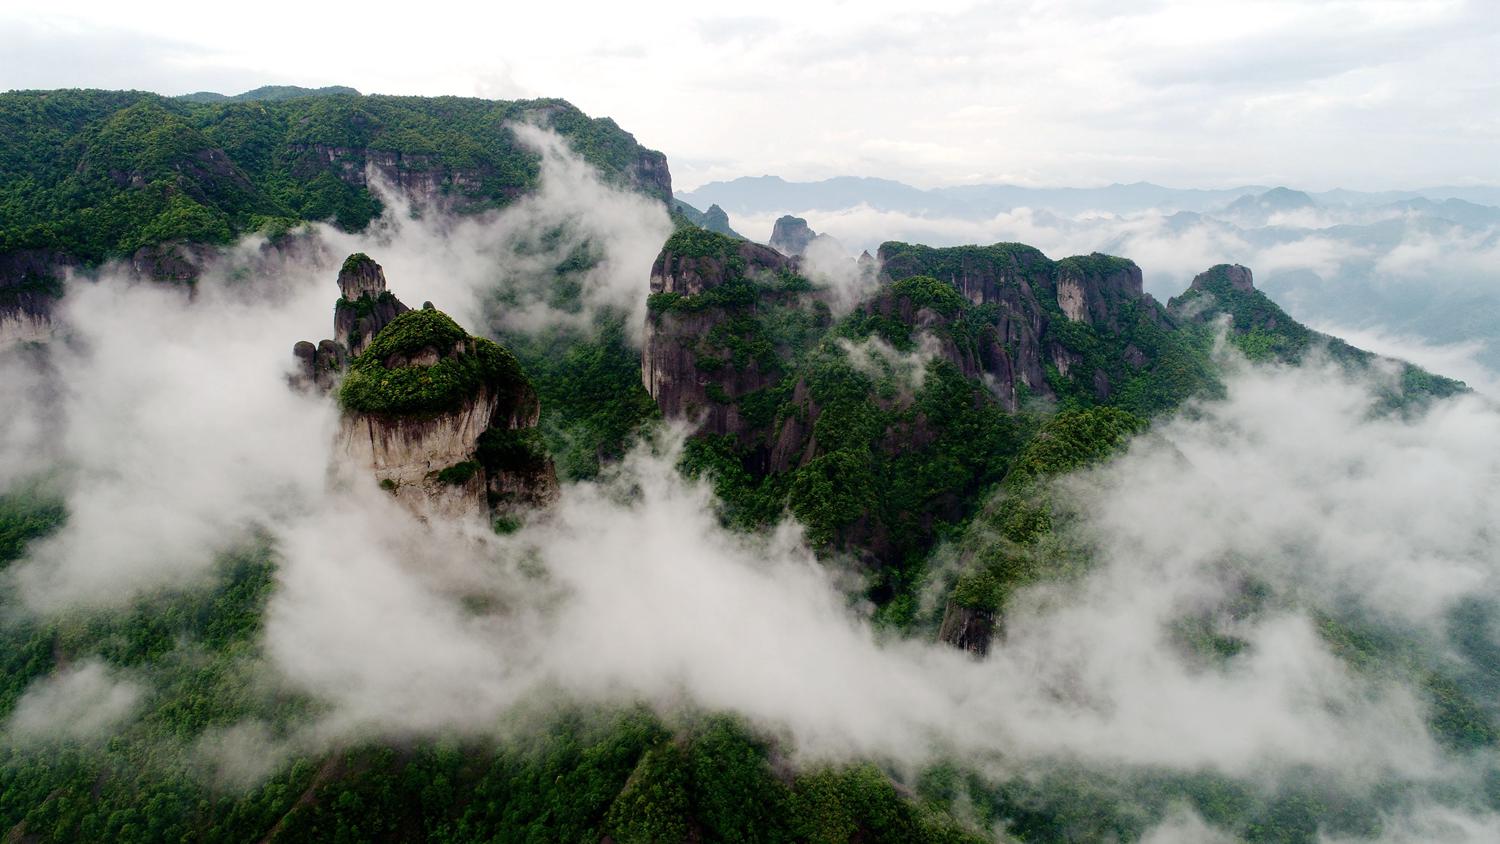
[{"left": 3, "top": 0, "right": 1496, "bottom": 191}]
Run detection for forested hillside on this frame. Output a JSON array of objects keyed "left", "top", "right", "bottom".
[
  {"left": 0, "top": 88, "right": 670, "bottom": 265},
  {"left": 0, "top": 87, "right": 1493, "bottom": 844}
]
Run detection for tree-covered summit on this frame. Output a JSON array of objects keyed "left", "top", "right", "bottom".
[
  {"left": 175, "top": 85, "right": 363, "bottom": 104},
  {"left": 339, "top": 308, "right": 530, "bottom": 418},
  {"left": 0, "top": 88, "right": 671, "bottom": 264}
]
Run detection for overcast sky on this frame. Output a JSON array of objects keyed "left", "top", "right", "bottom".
[{"left": 3, "top": 0, "right": 1496, "bottom": 191}]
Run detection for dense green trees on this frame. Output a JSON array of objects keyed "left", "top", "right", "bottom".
[
  {"left": 0, "top": 91, "right": 1486, "bottom": 842},
  {"left": 339, "top": 309, "right": 530, "bottom": 417},
  {"left": 0, "top": 89, "right": 665, "bottom": 264},
  {"left": 499, "top": 315, "right": 662, "bottom": 481}
]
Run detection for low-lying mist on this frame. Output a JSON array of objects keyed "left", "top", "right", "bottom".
[{"left": 2, "top": 133, "right": 1499, "bottom": 841}]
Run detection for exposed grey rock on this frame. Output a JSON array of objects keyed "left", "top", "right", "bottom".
[
  {"left": 769, "top": 215, "right": 816, "bottom": 257},
  {"left": 336, "top": 253, "right": 386, "bottom": 301},
  {"left": 335, "top": 293, "right": 410, "bottom": 358},
  {"left": 938, "top": 601, "right": 996, "bottom": 656},
  {"left": 642, "top": 238, "right": 812, "bottom": 440},
  {"left": 291, "top": 253, "right": 408, "bottom": 391},
  {"left": 338, "top": 383, "right": 504, "bottom": 522},
  {"left": 290, "top": 257, "right": 559, "bottom": 522},
  {"left": 1197, "top": 263, "right": 1255, "bottom": 293},
  {"left": 0, "top": 250, "right": 73, "bottom": 348}
]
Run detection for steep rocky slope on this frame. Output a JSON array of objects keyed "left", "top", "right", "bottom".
[
  {"left": 768, "top": 214, "right": 844, "bottom": 258},
  {"left": 769, "top": 215, "right": 817, "bottom": 257},
  {"left": 0, "top": 250, "right": 69, "bottom": 345},
  {"left": 331, "top": 253, "right": 410, "bottom": 357},
  {"left": 336, "top": 307, "right": 556, "bottom": 522},
  {"left": 669, "top": 199, "right": 744, "bottom": 238},
  {"left": 1170, "top": 263, "right": 1467, "bottom": 399},
  {"left": 292, "top": 253, "right": 409, "bottom": 392},
  {"left": 640, "top": 228, "right": 1202, "bottom": 591},
  {"left": 642, "top": 226, "right": 1463, "bottom": 607},
  {"left": 0, "top": 88, "right": 672, "bottom": 343},
  {"left": 643, "top": 227, "right": 827, "bottom": 442},
  {"left": 294, "top": 253, "right": 556, "bottom": 521}
]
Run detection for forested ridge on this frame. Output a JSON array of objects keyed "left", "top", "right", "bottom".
[
  {"left": 0, "top": 87, "right": 668, "bottom": 264},
  {"left": 0, "top": 87, "right": 1492, "bottom": 844}
]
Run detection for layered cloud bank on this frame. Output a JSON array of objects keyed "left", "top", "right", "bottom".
[{"left": 266, "top": 359, "right": 1500, "bottom": 776}]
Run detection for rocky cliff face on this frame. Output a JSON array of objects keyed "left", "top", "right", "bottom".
[
  {"left": 287, "top": 109, "right": 672, "bottom": 213},
  {"left": 1167, "top": 263, "right": 1296, "bottom": 338},
  {"left": 336, "top": 307, "right": 557, "bottom": 523},
  {"left": 876, "top": 243, "right": 1172, "bottom": 406},
  {"left": 642, "top": 235, "right": 1175, "bottom": 442},
  {"left": 292, "top": 254, "right": 409, "bottom": 391},
  {"left": 0, "top": 250, "right": 72, "bottom": 347},
  {"left": 701, "top": 204, "right": 738, "bottom": 237},
  {"left": 295, "top": 255, "right": 557, "bottom": 522},
  {"left": 1164, "top": 262, "right": 1464, "bottom": 401},
  {"left": 769, "top": 215, "right": 817, "bottom": 257},
  {"left": 331, "top": 253, "right": 411, "bottom": 356},
  {"left": 640, "top": 232, "right": 1187, "bottom": 573},
  {"left": 338, "top": 382, "right": 508, "bottom": 521},
  {"left": 937, "top": 602, "right": 995, "bottom": 656},
  {"left": 0, "top": 90, "right": 675, "bottom": 339},
  {"left": 642, "top": 228, "right": 826, "bottom": 442},
  {"left": 625, "top": 148, "right": 674, "bottom": 206}
]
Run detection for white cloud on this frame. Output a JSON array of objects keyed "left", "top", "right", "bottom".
[
  {"left": 1310, "top": 321, "right": 1500, "bottom": 397},
  {"left": 837, "top": 333, "right": 942, "bottom": 394},
  {"left": 6, "top": 660, "right": 143, "bottom": 743},
  {"left": 2, "top": 127, "right": 668, "bottom": 611},
  {"left": 246, "top": 356, "right": 1500, "bottom": 788},
  {"left": 321, "top": 123, "right": 671, "bottom": 343},
  {"left": 0, "top": 120, "right": 1497, "bottom": 837},
  {"left": 7, "top": 271, "right": 340, "bottom": 611}
]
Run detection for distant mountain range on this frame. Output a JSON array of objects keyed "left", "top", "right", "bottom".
[{"left": 678, "top": 175, "right": 1500, "bottom": 218}]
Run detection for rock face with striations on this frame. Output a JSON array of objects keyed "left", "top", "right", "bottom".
[
  {"left": 284, "top": 102, "right": 673, "bottom": 211},
  {"left": 0, "top": 250, "right": 74, "bottom": 347},
  {"left": 0, "top": 90, "right": 676, "bottom": 346},
  {"left": 701, "top": 204, "right": 739, "bottom": 237},
  {"left": 335, "top": 307, "right": 556, "bottom": 521},
  {"left": 937, "top": 604, "right": 996, "bottom": 657},
  {"left": 876, "top": 242, "right": 1171, "bottom": 408},
  {"left": 643, "top": 228, "right": 825, "bottom": 442},
  {"left": 642, "top": 234, "right": 1175, "bottom": 436},
  {"left": 641, "top": 232, "right": 1179, "bottom": 569},
  {"left": 1167, "top": 264, "right": 1285, "bottom": 333}
]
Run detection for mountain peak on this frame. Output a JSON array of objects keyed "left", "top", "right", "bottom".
[
  {"left": 769, "top": 215, "right": 816, "bottom": 257},
  {"left": 1227, "top": 186, "right": 1316, "bottom": 214},
  {"left": 1189, "top": 263, "right": 1256, "bottom": 294},
  {"left": 175, "top": 84, "right": 361, "bottom": 104}
]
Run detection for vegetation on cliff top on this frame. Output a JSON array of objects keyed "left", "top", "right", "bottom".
[
  {"left": 660, "top": 225, "right": 741, "bottom": 260},
  {"left": 1170, "top": 264, "right": 1465, "bottom": 403},
  {"left": 339, "top": 252, "right": 376, "bottom": 278},
  {"left": 0, "top": 88, "right": 667, "bottom": 264},
  {"left": 338, "top": 309, "right": 529, "bottom": 417}
]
